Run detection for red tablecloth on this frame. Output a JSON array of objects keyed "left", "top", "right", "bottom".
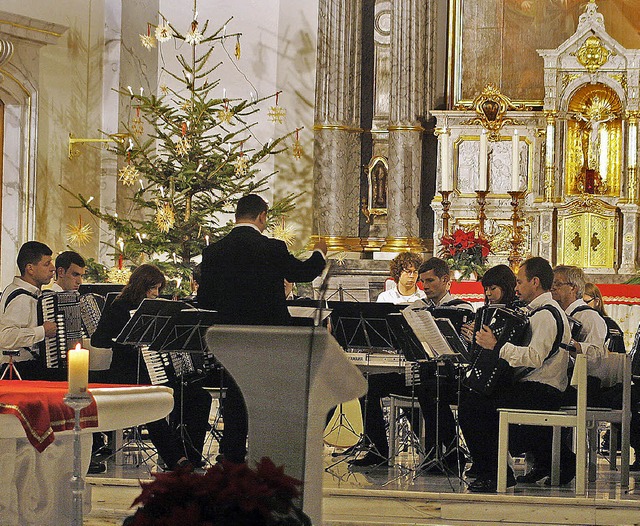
[
  {"left": 450, "top": 282, "right": 640, "bottom": 305},
  {"left": 0, "top": 381, "right": 98, "bottom": 452}
]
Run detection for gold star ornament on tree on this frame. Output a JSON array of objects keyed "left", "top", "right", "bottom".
[
  {"left": 155, "top": 202, "right": 175, "bottom": 233},
  {"left": 118, "top": 164, "right": 140, "bottom": 186},
  {"left": 66, "top": 216, "right": 92, "bottom": 246}
]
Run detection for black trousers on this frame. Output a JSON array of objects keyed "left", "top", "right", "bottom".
[
  {"left": 362, "top": 370, "right": 459, "bottom": 458},
  {"left": 458, "top": 381, "right": 567, "bottom": 479},
  {"left": 217, "top": 371, "right": 248, "bottom": 463}
]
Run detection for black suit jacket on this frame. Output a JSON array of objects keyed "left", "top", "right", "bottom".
[{"left": 197, "top": 225, "right": 326, "bottom": 325}]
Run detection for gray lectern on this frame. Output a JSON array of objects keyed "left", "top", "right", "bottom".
[{"left": 205, "top": 325, "right": 366, "bottom": 525}]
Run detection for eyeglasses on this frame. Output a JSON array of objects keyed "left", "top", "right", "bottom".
[
  {"left": 551, "top": 281, "right": 573, "bottom": 289},
  {"left": 584, "top": 296, "right": 595, "bottom": 304}
]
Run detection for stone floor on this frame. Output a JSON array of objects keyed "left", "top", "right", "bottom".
[{"left": 85, "top": 426, "right": 640, "bottom": 526}]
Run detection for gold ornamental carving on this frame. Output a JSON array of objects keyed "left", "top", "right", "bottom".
[
  {"left": 609, "top": 73, "right": 627, "bottom": 91},
  {"left": 562, "top": 73, "right": 583, "bottom": 91},
  {"left": 456, "top": 84, "right": 530, "bottom": 141},
  {"left": 573, "top": 36, "right": 612, "bottom": 74}
]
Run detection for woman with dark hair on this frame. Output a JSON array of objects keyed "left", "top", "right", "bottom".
[
  {"left": 480, "top": 264, "right": 518, "bottom": 307},
  {"left": 92, "top": 264, "right": 211, "bottom": 471}
]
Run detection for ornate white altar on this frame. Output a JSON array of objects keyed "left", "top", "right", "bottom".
[{"left": 431, "top": 2, "right": 640, "bottom": 275}]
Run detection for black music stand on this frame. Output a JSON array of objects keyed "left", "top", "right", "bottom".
[
  {"left": 112, "top": 299, "right": 186, "bottom": 470},
  {"left": 149, "top": 307, "right": 218, "bottom": 465},
  {"left": 393, "top": 307, "right": 469, "bottom": 482},
  {"left": 325, "top": 302, "right": 405, "bottom": 469}
]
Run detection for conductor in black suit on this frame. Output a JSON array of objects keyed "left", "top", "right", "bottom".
[{"left": 198, "top": 194, "right": 327, "bottom": 463}]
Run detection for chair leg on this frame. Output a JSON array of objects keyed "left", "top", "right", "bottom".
[
  {"left": 621, "top": 419, "right": 630, "bottom": 489},
  {"left": 388, "top": 398, "right": 397, "bottom": 465},
  {"left": 551, "top": 426, "right": 561, "bottom": 486},
  {"left": 497, "top": 415, "right": 509, "bottom": 493},
  {"left": 588, "top": 425, "right": 597, "bottom": 483},
  {"left": 609, "top": 424, "right": 619, "bottom": 470},
  {"left": 576, "top": 423, "right": 587, "bottom": 496}
]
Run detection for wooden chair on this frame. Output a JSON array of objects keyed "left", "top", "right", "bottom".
[
  {"left": 583, "top": 352, "right": 631, "bottom": 487},
  {"left": 497, "top": 354, "right": 587, "bottom": 494}
]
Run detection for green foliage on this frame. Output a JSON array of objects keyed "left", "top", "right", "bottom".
[{"left": 64, "top": 15, "right": 299, "bottom": 294}]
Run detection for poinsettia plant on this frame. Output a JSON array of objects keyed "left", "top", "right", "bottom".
[
  {"left": 439, "top": 228, "right": 491, "bottom": 280},
  {"left": 123, "top": 457, "right": 312, "bottom": 526}
]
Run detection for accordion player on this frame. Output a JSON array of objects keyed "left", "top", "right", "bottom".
[
  {"left": 464, "top": 305, "right": 530, "bottom": 395},
  {"left": 37, "top": 290, "right": 103, "bottom": 368}
]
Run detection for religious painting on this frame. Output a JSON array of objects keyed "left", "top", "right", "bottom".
[{"left": 451, "top": 0, "right": 640, "bottom": 105}]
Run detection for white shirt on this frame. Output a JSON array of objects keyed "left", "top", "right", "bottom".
[
  {"left": 437, "top": 292, "right": 475, "bottom": 311},
  {"left": 499, "top": 291, "right": 571, "bottom": 392},
  {"left": 377, "top": 287, "right": 426, "bottom": 305},
  {"left": 0, "top": 277, "right": 45, "bottom": 362},
  {"left": 566, "top": 299, "right": 608, "bottom": 378}
]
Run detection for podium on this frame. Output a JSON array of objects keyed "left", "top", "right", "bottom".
[{"left": 205, "top": 325, "right": 366, "bottom": 525}]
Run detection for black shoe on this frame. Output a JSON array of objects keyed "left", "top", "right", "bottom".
[
  {"left": 468, "top": 471, "right": 516, "bottom": 493},
  {"left": 348, "top": 452, "right": 388, "bottom": 467},
  {"left": 630, "top": 459, "right": 640, "bottom": 472},
  {"left": 516, "top": 466, "right": 550, "bottom": 484},
  {"left": 88, "top": 461, "right": 106, "bottom": 474}
]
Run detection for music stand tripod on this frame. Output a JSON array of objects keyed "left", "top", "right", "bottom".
[
  {"left": 149, "top": 307, "right": 218, "bottom": 467},
  {"left": 112, "top": 298, "right": 187, "bottom": 470},
  {"left": 1, "top": 350, "right": 23, "bottom": 380},
  {"left": 326, "top": 302, "right": 405, "bottom": 470}
]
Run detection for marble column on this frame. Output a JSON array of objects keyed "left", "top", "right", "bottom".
[
  {"left": 384, "top": 0, "right": 428, "bottom": 252},
  {"left": 313, "top": 0, "right": 362, "bottom": 251},
  {"left": 618, "top": 204, "right": 639, "bottom": 273}
]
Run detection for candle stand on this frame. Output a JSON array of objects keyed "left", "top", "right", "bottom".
[
  {"left": 64, "top": 392, "right": 92, "bottom": 526},
  {"left": 475, "top": 190, "right": 489, "bottom": 235},
  {"left": 440, "top": 190, "right": 452, "bottom": 236},
  {"left": 507, "top": 191, "right": 526, "bottom": 271}
]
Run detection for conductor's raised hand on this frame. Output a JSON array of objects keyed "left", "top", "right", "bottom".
[
  {"left": 475, "top": 325, "right": 497, "bottom": 350},
  {"left": 313, "top": 239, "right": 328, "bottom": 256}
]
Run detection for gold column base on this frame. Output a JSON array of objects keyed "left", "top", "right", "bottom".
[
  {"left": 381, "top": 237, "right": 429, "bottom": 253},
  {"left": 307, "top": 236, "right": 432, "bottom": 254}
]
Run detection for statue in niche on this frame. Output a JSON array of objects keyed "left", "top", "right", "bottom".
[
  {"left": 369, "top": 159, "right": 388, "bottom": 210},
  {"left": 572, "top": 94, "right": 617, "bottom": 194}
]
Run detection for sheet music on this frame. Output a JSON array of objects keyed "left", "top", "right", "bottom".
[
  {"left": 402, "top": 306, "right": 457, "bottom": 358},
  {"left": 312, "top": 275, "right": 370, "bottom": 302},
  {"left": 288, "top": 306, "right": 332, "bottom": 321}
]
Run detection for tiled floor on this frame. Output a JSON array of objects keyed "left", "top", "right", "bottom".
[{"left": 86, "top": 427, "right": 640, "bottom": 525}]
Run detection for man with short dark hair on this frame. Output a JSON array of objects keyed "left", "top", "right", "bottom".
[
  {"left": 198, "top": 194, "right": 327, "bottom": 463},
  {"left": 459, "top": 256, "right": 573, "bottom": 492},
  {"left": 51, "top": 250, "right": 86, "bottom": 292},
  {"left": 0, "top": 241, "right": 58, "bottom": 379},
  {"left": 419, "top": 257, "right": 474, "bottom": 310}
]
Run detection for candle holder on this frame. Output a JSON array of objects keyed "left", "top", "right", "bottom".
[
  {"left": 475, "top": 190, "right": 489, "bottom": 235},
  {"left": 507, "top": 191, "right": 526, "bottom": 271},
  {"left": 64, "top": 392, "right": 92, "bottom": 526},
  {"left": 439, "top": 190, "right": 452, "bottom": 236}
]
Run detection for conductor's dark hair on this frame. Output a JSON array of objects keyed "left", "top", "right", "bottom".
[
  {"left": 55, "top": 251, "right": 86, "bottom": 272},
  {"left": 235, "top": 194, "right": 268, "bottom": 221},
  {"left": 521, "top": 256, "right": 554, "bottom": 291},
  {"left": 481, "top": 264, "right": 516, "bottom": 305},
  {"left": 17, "top": 241, "right": 52, "bottom": 275},
  {"left": 418, "top": 257, "right": 450, "bottom": 279},
  {"left": 118, "top": 264, "right": 166, "bottom": 306}
]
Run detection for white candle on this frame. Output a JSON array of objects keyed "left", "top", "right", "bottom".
[
  {"left": 440, "top": 129, "right": 452, "bottom": 192},
  {"left": 478, "top": 130, "right": 488, "bottom": 191},
  {"left": 512, "top": 130, "right": 520, "bottom": 191},
  {"left": 68, "top": 343, "right": 89, "bottom": 395},
  {"left": 205, "top": 235, "right": 210, "bottom": 246},
  {"left": 629, "top": 122, "right": 638, "bottom": 168}
]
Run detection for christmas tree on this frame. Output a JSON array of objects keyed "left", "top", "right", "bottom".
[{"left": 65, "top": 7, "right": 302, "bottom": 292}]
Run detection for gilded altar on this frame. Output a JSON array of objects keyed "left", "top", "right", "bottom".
[{"left": 432, "top": 2, "right": 640, "bottom": 274}]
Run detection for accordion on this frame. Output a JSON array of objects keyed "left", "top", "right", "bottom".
[
  {"left": 37, "top": 291, "right": 104, "bottom": 368},
  {"left": 141, "top": 349, "right": 215, "bottom": 385},
  {"left": 464, "top": 305, "right": 530, "bottom": 395}
]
